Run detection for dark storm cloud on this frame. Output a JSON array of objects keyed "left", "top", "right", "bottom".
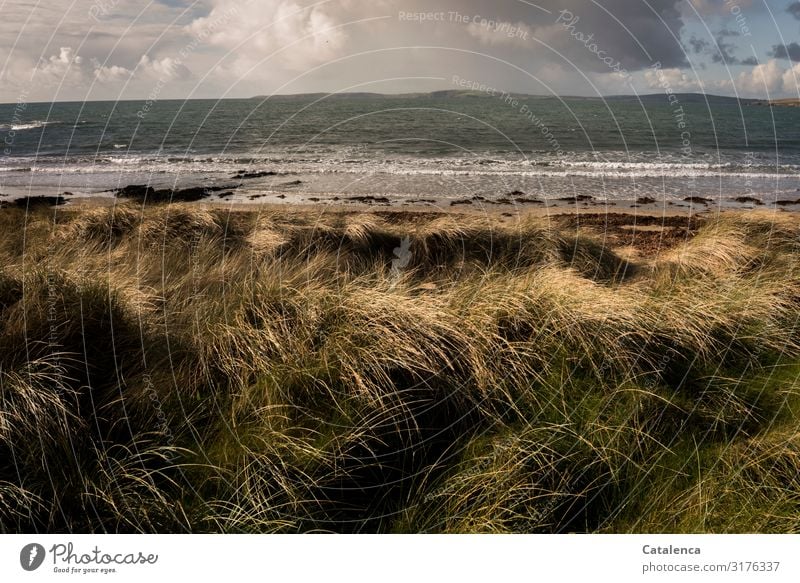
[
  {"left": 788, "top": 2, "right": 800, "bottom": 20},
  {"left": 688, "top": 36, "right": 709, "bottom": 53},
  {"left": 399, "top": 0, "right": 689, "bottom": 71},
  {"left": 554, "top": 0, "right": 690, "bottom": 70},
  {"left": 769, "top": 42, "right": 800, "bottom": 62},
  {"left": 711, "top": 29, "right": 745, "bottom": 64},
  {"left": 523, "top": 0, "right": 689, "bottom": 71},
  {"left": 685, "top": 29, "right": 753, "bottom": 66}
]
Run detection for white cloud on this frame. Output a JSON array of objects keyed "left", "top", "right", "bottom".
[
  {"left": 644, "top": 66, "right": 704, "bottom": 91},
  {"left": 732, "top": 59, "right": 785, "bottom": 96},
  {"left": 93, "top": 63, "right": 132, "bottom": 83},
  {"left": 34, "top": 47, "right": 86, "bottom": 85},
  {"left": 137, "top": 55, "right": 191, "bottom": 81},
  {"left": 781, "top": 63, "right": 800, "bottom": 96},
  {"left": 29, "top": 47, "right": 193, "bottom": 92},
  {"left": 186, "top": 0, "right": 347, "bottom": 74},
  {"left": 466, "top": 20, "right": 531, "bottom": 47}
]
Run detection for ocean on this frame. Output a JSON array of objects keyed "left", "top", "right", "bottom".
[{"left": 1, "top": 94, "right": 799, "bottom": 205}]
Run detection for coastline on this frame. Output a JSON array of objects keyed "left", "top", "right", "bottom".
[{"left": 21, "top": 190, "right": 800, "bottom": 215}]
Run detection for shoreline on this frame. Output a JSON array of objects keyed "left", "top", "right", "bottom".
[
  {"left": 8, "top": 188, "right": 800, "bottom": 215},
  {"left": 44, "top": 194, "right": 800, "bottom": 219}
]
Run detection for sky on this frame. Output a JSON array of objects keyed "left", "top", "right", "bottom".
[{"left": 1, "top": 0, "right": 800, "bottom": 102}]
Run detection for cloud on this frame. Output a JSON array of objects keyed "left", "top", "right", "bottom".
[
  {"left": 33, "top": 47, "right": 90, "bottom": 86},
  {"left": 768, "top": 42, "right": 800, "bottom": 62},
  {"left": 733, "top": 59, "right": 786, "bottom": 95},
  {"left": 93, "top": 63, "right": 133, "bottom": 83},
  {"left": 465, "top": 20, "right": 531, "bottom": 47},
  {"left": 781, "top": 62, "right": 800, "bottom": 95},
  {"left": 31, "top": 47, "right": 192, "bottom": 91},
  {"left": 687, "top": 36, "right": 709, "bottom": 54},
  {"left": 711, "top": 30, "right": 761, "bottom": 66},
  {"left": 644, "top": 66, "right": 703, "bottom": 91},
  {"left": 687, "top": 29, "right": 756, "bottom": 66},
  {"left": 710, "top": 29, "right": 739, "bottom": 64},
  {"left": 0, "top": 0, "right": 789, "bottom": 100},
  {"left": 721, "top": 59, "right": 800, "bottom": 97},
  {"left": 186, "top": 0, "right": 348, "bottom": 74},
  {"left": 532, "top": 0, "right": 689, "bottom": 73},
  {"left": 137, "top": 55, "right": 191, "bottom": 80},
  {"left": 788, "top": 2, "right": 800, "bottom": 20},
  {"left": 682, "top": 0, "right": 755, "bottom": 15}
]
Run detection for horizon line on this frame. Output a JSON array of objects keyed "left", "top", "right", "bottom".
[{"left": 0, "top": 90, "right": 773, "bottom": 107}]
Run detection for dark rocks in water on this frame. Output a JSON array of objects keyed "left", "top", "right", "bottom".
[
  {"left": 62, "top": 191, "right": 75, "bottom": 196},
  {"left": 775, "top": 198, "right": 800, "bottom": 206},
  {"left": 150, "top": 188, "right": 195, "bottom": 202},
  {"left": 494, "top": 198, "right": 512, "bottom": 205},
  {"left": 115, "top": 183, "right": 238, "bottom": 203},
  {"left": 116, "top": 184, "right": 156, "bottom": 199},
  {"left": 232, "top": 170, "right": 277, "bottom": 179},
  {"left": 307, "top": 197, "right": 320, "bottom": 202},
  {"left": 281, "top": 180, "right": 303, "bottom": 186},
  {"left": 684, "top": 196, "right": 712, "bottom": 204},
  {"left": 636, "top": 196, "right": 657, "bottom": 205},
  {"left": 346, "top": 195, "right": 391, "bottom": 204},
  {"left": 472, "top": 195, "right": 486, "bottom": 201},
  {"left": 3, "top": 196, "right": 66, "bottom": 208},
  {"left": 216, "top": 191, "right": 235, "bottom": 198},
  {"left": 275, "top": 194, "right": 286, "bottom": 199},
  {"left": 557, "top": 194, "right": 594, "bottom": 202},
  {"left": 450, "top": 199, "right": 473, "bottom": 206},
  {"left": 171, "top": 185, "right": 235, "bottom": 202},
  {"left": 732, "top": 196, "right": 764, "bottom": 205},
  {"left": 508, "top": 190, "right": 544, "bottom": 204}
]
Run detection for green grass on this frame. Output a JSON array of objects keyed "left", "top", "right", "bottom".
[{"left": 0, "top": 203, "right": 798, "bottom": 533}]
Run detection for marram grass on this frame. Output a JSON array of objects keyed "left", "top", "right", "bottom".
[{"left": 0, "top": 203, "right": 799, "bottom": 533}]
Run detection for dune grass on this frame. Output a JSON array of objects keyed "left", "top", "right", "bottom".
[{"left": 0, "top": 202, "right": 798, "bottom": 533}]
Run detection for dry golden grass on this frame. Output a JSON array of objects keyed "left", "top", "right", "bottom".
[{"left": 0, "top": 203, "right": 798, "bottom": 533}]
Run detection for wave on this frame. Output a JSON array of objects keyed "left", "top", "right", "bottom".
[
  {"left": 0, "top": 121, "right": 56, "bottom": 131},
  {"left": 1, "top": 152, "right": 799, "bottom": 180}
]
